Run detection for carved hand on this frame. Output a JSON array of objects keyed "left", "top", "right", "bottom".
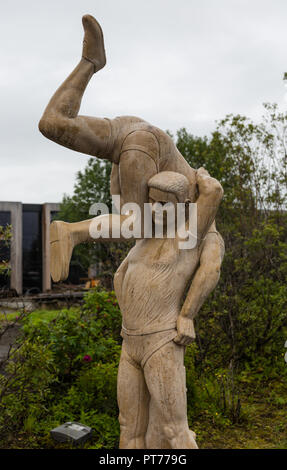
[{"left": 173, "top": 316, "right": 196, "bottom": 346}]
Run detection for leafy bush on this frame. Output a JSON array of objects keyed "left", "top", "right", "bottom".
[
  {"left": 22, "top": 290, "right": 121, "bottom": 380},
  {"left": 0, "top": 289, "right": 122, "bottom": 448}
]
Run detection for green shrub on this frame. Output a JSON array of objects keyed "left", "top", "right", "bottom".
[{"left": 0, "top": 288, "right": 122, "bottom": 448}]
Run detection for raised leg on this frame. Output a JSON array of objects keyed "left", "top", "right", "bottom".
[
  {"left": 118, "top": 131, "right": 159, "bottom": 236},
  {"left": 39, "top": 15, "right": 112, "bottom": 159},
  {"left": 117, "top": 342, "right": 150, "bottom": 449}
]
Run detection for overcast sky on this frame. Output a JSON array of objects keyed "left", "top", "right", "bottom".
[{"left": 1, "top": 0, "right": 286, "bottom": 203}]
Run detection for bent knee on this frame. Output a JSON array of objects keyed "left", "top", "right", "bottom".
[
  {"left": 38, "top": 116, "right": 66, "bottom": 141},
  {"left": 38, "top": 117, "right": 51, "bottom": 138}
]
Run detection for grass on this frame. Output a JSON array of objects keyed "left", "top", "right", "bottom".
[
  {"left": 0, "top": 308, "right": 78, "bottom": 327},
  {"left": 23, "top": 308, "right": 77, "bottom": 326},
  {"left": 5, "top": 393, "right": 287, "bottom": 449},
  {"left": 193, "top": 375, "right": 287, "bottom": 449},
  {"left": 0, "top": 311, "right": 20, "bottom": 322},
  {"left": 2, "top": 372, "right": 286, "bottom": 450}
]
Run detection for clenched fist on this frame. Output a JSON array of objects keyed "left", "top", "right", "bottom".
[{"left": 173, "top": 316, "right": 196, "bottom": 346}]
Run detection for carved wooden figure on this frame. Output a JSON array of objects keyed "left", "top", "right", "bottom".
[{"left": 39, "top": 15, "right": 224, "bottom": 449}]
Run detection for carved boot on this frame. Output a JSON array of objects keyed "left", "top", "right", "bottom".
[{"left": 82, "top": 14, "right": 106, "bottom": 72}]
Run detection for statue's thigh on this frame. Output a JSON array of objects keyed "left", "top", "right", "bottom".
[
  {"left": 144, "top": 340, "right": 187, "bottom": 423},
  {"left": 119, "top": 151, "right": 157, "bottom": 207},
  {"left": 117, "top": 343, "right": 150, "bottom": 435},
  {"left": 118, "top": 132, "right": 158, "bottom": 208}
]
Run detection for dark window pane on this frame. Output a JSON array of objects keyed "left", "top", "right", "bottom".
[{"left": 22, "top": 208, "right": 42, "bottom": 293}]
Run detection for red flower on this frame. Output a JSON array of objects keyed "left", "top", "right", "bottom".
[{"left": 83, "top": 354, "right": 92, "bottom": 362}]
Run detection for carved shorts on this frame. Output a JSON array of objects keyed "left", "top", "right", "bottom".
[{"left": 120, "top": 328, "right": 178, "bottom": 369}]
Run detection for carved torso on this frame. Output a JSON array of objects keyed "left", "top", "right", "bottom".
[{"left": 114, "top": 236, "right": 200, "bottom": 334}]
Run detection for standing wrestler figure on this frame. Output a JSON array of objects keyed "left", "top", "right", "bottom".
[
  {"left": 39, "top": 15, "right": 225, "bottom": 448},
  {"left": 114, "top": 169, "right": 223, "bottom": 449}
]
